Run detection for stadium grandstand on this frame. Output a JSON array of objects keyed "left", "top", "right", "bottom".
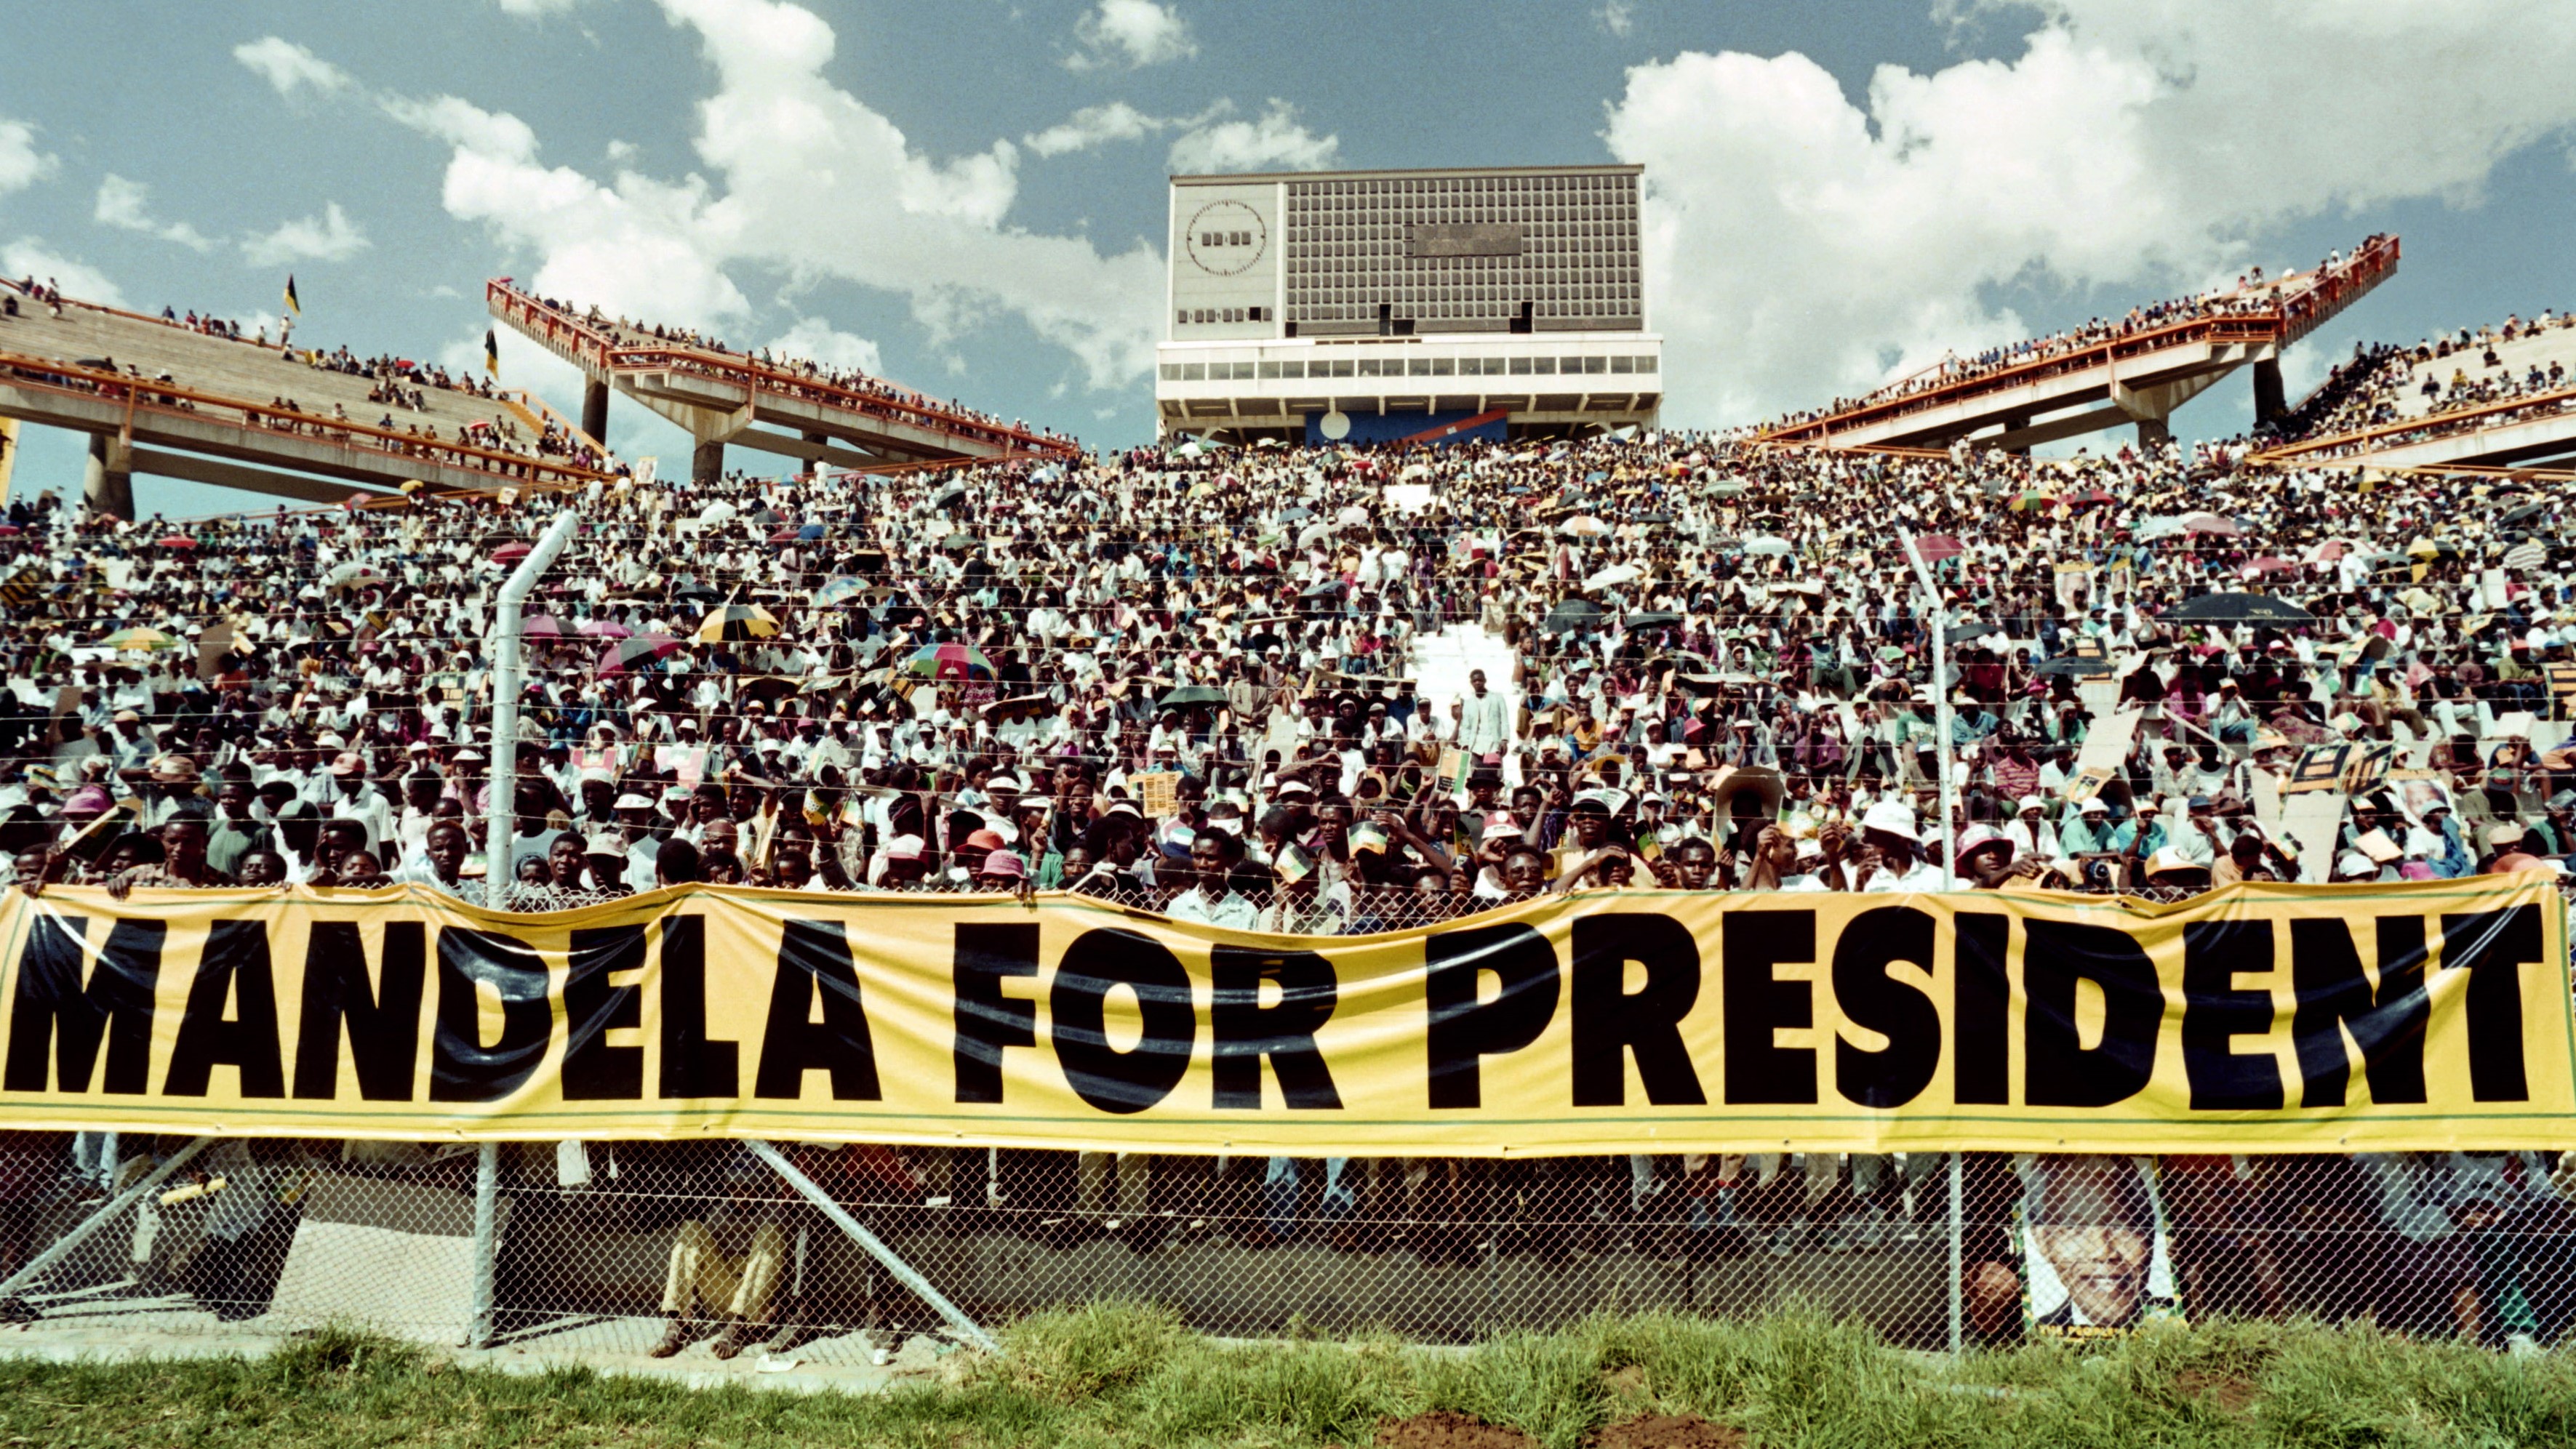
[
  {"left": 0, "top": 276, "right": 610, "bottom": 517},
  {"left": 2251, "top": 308, "right": 2576, "bottom": 472},
  {"left": 488, "top": 280, "right": 1080, "bottom": 483},
  {"left": 12, "top": 218, "right": 2576, "bottom": 1362},
  {"left": 1760, "top": 234, "right": 2399, "bottom": 454}
]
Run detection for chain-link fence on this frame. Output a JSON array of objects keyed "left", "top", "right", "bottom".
[{"left": 10, "top": 1131, "right": 2576, "bottom": 1362}]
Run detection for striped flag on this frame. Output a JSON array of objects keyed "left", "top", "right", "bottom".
[
  {"left": 2504, "top": 540, "right": 2547, "bottom": 572},
  {"left": 484, "top": 329, "right": 500, "bottom": 377},
  {"left": 282, "top": 274, "right": 301, "bottom": 316}
]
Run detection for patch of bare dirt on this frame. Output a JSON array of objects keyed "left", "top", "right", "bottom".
[
  {"left": 1591, "top": 1413, "right": 1747, "bottom": 1449},
  {"left": 1374, "top": 1410, "right": 1540, "bottom": 1449},
  {"left": 2176, "top": 1368, "right": 2260, "bottom": 1413}
]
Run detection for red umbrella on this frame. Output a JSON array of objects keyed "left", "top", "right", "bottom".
[
  {"left": 2240, "top": 556, "right": 2297, "bottom": 579},
  {"left": 492, "top": 542, "right": 532, "bottom": 564},
  {"left": 520, "top": 613, "right": 572, "bottom": 640},
  {"left": 1909, "top": 534, "right": 1965, "bottom": 564},
  {"left": 158, "top": 535, "right": 198, "bottom": 549},
  {"left": 769, "top": 527, "right": 801, "bottom": 545},
  {"left": 577, "top": 619, "right": 632, "bottom": 640},
  {"left": 599, "top": 633, "right": 682, "bottom": 675},
  {"left": 0, "top": 524, "right": 23, "bottom": 537},
  {"left": 343, "top": 493, "right": 374, "bottom": 510},
  {"left": 2180, "top": 511, "right": 2242, "bottom": 537}
]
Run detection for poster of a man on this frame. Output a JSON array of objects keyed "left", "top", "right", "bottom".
[{"left": 2018, "top": 1154, "right": 2184, "bottom": 1338}]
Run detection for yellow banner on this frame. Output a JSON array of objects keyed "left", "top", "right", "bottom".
[{"left": 0, "top": 879, "right": 2567, "bottom": 1155}]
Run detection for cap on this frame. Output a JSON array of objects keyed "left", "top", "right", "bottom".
[
  {"left": 148, "top": 754, "right": 199, "bottom": 782},
  {"left": 962, "top": 829, "right": 1007, "bottom": 852},
  {"left": 883, "top": 833, "right": 926, "bottom": 862},
  {"left": 585, "top": 830, "right": 626, "bottom": 856},
  {"left": 977, "top": 849, "right": 1027, "bottom": 880},
  {"left": 613, "top": 792, "right": 655, "bottom": 811},
  {"left": 111, "top": 708, "right": 142, "bottom": 724},
  {"left": 329, "top": 752, "right": 365, "bottom": 777}
]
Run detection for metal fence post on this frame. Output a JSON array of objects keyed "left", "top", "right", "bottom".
[
  {"left": 748, "top": 1139, "right": 1001, "bottom": 1354},
  {"left": 0, "top": 1136, "right": 214, "bottom": 1301},
  {"left": 1946, "top": 1150, "right": 1964, "bottom": 1355},
  {"left": 468, "top": 1141, "right": 500, "bottom": 1348}
]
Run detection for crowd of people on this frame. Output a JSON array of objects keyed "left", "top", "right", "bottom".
[
  {"left": 2257, "top": 310, "right": 2576, "bottom": 458},
  {"left": 2, "top": 283, "right": 2576, "bottom": 1348},
  {"left": 1767, "top": 238, "right": 2395, "bottom": 431}
]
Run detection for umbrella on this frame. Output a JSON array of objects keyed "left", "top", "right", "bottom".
[
  {"left": 903, "top": 641, "right": 995, "bottom": 682},
  {"left": 1943, "top": 621, "right": 2002, "bottom": 646},
  {"left": 984, "top": 694, "right": 1055, "bottom": 722},
  {"left": 940, "top": 532, "right": 977, "bottom": 553},
  {"left": 577, "top": 619, "right": 631, "bottom": 640},
  {"left": 768, "top": 528, "right": 801, "bottom": 545},
  {"left": 2180, "top": 511, "right": 2243, "bottom": 537},
  {"left": 697, "top": 501, "right": 737, "bottom": 526},
  {"left": 492, "top": 542, "right": 532, "bottom": 564},
  {"left": 2064, "top": 488, "right": 2116, "bottom": 506},
  {"left": 97, "top": 626, "right": 180, "bottom": 652},
  {"left": 1279, "top": 506, "right": 1312, "bottom": 522},
  {"left": 1626, "top": 611, "right": 1683, "bottom": 630},
  {"left": 1561, "top": 515, "right": 1609, "bottom": 536},
  {"left": 1742, "top": 537, "right": 1793, "bottom": 556},
  {"left": 2303, "top": 539, "right": 2351, "bottom": 564},
  {"left": 2008, "top": 491, "right": 2057, "bottom": 513},
  {"left": 2504, "top": 541, "right": 2548, "bottom": 572},
  {"left": 599, "top": 634, "right": 682, "bottom": 675},
  {"left": 519, "top": 613, "right": 573, "bottom": 640},
  {"left": 671, "top": 583, "right": 723, "bottom": 606},
  {"left": 156, "top": 535, "right": 197, "bottom": 550},
  {"left": 1583, "top": 563, "right": 1644, "bottom": 592},
  {"left": 927, "top": 481, "right": 969, "bottom": 513},
  {"left": 2500, "top": 501, "right": 2551, "bottom": 526},
  {"left": 812, "top": 576, "right": 868, "bottom": 607},
  {"left": 1157, "top": 684, "right": 1229, "bottom": 710},
  {"left": 798, "top": 523, "right": 825, "bottom": 541},
  {"left": 1908, "top": 534, "right": 1965, "bottom": 565},
  {"left": 0, "top": 524, "right": 17, "bottom": 536},
  {"left": 2035, "top": 657, "right": 2115, "bottom": 676},
  {"left": 1544, "top": 599, "right": 1605, "bottom": 634},
  {"left": 2160, "top": 592, "right": 2312, "bottom": 625},
  {"left": 695, "top": 603, "right": 781, "bottom": 643},
  {"left": 2239, "top": 556, "right": 2298, "bottom": 578}
]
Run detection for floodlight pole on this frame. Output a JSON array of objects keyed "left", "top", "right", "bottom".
[
  {"left": 488, "top": 510, "right": 580, "bottom": 883},
  {"left": 1900, "top": 534, "right": 1957, "bottom": 890}
]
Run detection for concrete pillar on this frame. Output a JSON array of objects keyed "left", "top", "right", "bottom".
[
  {"left": 691, "top": 439, "right": 724, "bottom": 486},
  {"left": 2251, "top": 356, "right": 2286, "bottom": 424},
  {"left": 803, "top": 431, "right": 828, "bottom": 477},
  {"left": 580, "top": 378, "right": 609, "bottom": 443},
  {"left": 2136, "top": 415, "right": 2172, "bottom": 451},
  {"left": 83, "top": 433, "right": 133, "bottom": 520}
]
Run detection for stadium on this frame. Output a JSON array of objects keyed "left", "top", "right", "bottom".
[{"left": 7, "top": 17, "right": 2576, "bottom": 1443}]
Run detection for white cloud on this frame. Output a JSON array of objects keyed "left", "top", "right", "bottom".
[
  {"left": 92, "top": 175, "right": 217, "bottom": 252},
  {"left": 495, "top": 0, "right": 585, "bottom": 15},
  {"left": 383, "top": 0, "right": 1163, "bottom": 389},
  {"left": 1024, "top": 102, "right": 1159, "bottom": 158},
  {"left": 241, "top": 202, "right": 371, "bottom": 265},
  {"left": 232, "top": 36, "right": 352, "bottom": 98},
  {"left": 0, "top": 238, "right": 124, "bottom": 307},
  {"left": 1067, "top": 0, "right": 1198, "bottom": 71},
  {"left": 0, "top": 119, "right": 56, "bottom": 196},
  {"left": 767, "top": 316, "right": 882, "bottom": 376},
  {"left": 1596, "top": 1, "right": 1635, "bottom": 37},
  {"left": 1167, "top": 99, "right": 1337, "bottom": 174},
  {"left": 1604, "top": 0, "right": 2576, "bottom": 429}
]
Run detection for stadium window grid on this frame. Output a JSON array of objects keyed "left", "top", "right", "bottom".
[{"left": 1276, "top": 172, "right": 1641, "bottom": 325}]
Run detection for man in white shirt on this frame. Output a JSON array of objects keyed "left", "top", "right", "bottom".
[
  {"left": 1456, "top": 669, "right": 1511, "bottom": 762},
  {"left": 1856, "top": 798, "right": 1945, "bottom": 892},
  {"left": 1164, "top": 830, "right": 1260, "bottom": 930}
]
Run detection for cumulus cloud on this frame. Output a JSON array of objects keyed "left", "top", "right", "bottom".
[
  {"left": 0, "top": 119, "right": 56, "bottom": 196},
  {"left": 1023, "top": 101, "right": 1161, "bottom": 158},
  {"left": 0, "top": 238, "right": 124, "bottom": 307},
  {"left": 1596, "top": 1, "right": 1635, "bottom": 37},
  {"left": 383, "top": 0, "right": 1161, "bottom": 388},
  {"left": 241, "top": 203, "right": 370, "bottom": 265},
  {"left": 1067, "top": 0, "right": 1198, "bottom": 71},
  {"left": 232, "top": 36, "right": 352, "bottom": 98},
  {"left": 1167, "top": 99, "right": 1337, "bottom": 174},
  {"left": 93, "top": 175, "right": 217, "bottom": 252},
  {"left": 1604, "top": 0, "right": 2576, "bottom": 428}
]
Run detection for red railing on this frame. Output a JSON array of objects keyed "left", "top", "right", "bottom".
[
  {"left": 2252, "top": 379, "right": 2576, "bottom": 465},
  {"left": 0, "top": 349, "right": 612, "bottom": 493},
  {"left": 1762, "top": 236, "right": 2400, "bottom": 447},
  {"left": 487, "top": 281, "right": 1078, "bottom": 460}
]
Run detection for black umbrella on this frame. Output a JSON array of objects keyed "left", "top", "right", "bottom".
[
  {"left": 1544, "top": 599, "right": 1606, "bottom": 634},
  {"left": 1626, "top": 611, "right": 1682, "bottom": 630},
  {"left": 1300, "top": 577, "right": 1343, "bottom": 600},
  {"left": 671, "top": 583, "right": 722, "bottom": 606},
  {"left": 1943, "top": 620, "right": 2003, "bottom": 647},
  {"left": 2034, "top": 657, "right": 2114, "bottom": 677},
  {"left": 2501, "top": 501, "right": 2552, "bottom": 526},
  {"left": 2160, "top": 592, "right": 2312, "bottom": 625},
  {"left": 927, "top": 481, "right": 969, "bottom": 512},
  {"left": 1157, "top": 684, "right": 1228, "bottom": 710}
]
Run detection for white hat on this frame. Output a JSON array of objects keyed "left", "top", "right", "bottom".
[
  {"left": 2016, "top": 795, "right": 2044, "bottom": 814},
  {"left": 1860, "top": 798, "right": 1919, "bottom": 843},
  {"left": 2335, "top": 851, "right": 2378, "bottom": 879},
  {"left": 2079, "top": 796, "right": 2109, "bottom": 815}
]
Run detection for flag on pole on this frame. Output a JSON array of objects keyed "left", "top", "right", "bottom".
[
  {"left": 484, "top": 329, "right": 500, "bottom": 377},
  {"left": 282, "top": 274, "right": 301, "bottom": 316}
]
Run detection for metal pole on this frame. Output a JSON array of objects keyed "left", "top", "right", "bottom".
[
  {"left": 488, "top": 510, "right": 580, "bottom": 886},
  {"left": 1900, "top": 534, "right": 1957, "bottom": 889},
  {"left": 748, "top": 1139, "right": 1001, "bottom": 1355},
  {"left": 468, "top": 1141, "right": 501, "bottom": 1348},
  {"left": 0, "top": 1136, "right": 214, "bottom": 1300},
  {"left": 1946, "top": 1150, "right": 1964, "bottom": 1355}
]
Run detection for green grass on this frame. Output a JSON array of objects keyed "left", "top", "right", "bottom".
[{"left": 6, "top": 1308, "right": 2576, "bottom": 1448}]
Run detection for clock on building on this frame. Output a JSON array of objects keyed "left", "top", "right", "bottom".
[{"left": 1183, "top": 200, "right": 1268, "bottom": 277}]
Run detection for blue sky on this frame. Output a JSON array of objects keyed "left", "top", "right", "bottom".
[{"left": 4, "top": 0, "right": 2576, "bottom": 516}]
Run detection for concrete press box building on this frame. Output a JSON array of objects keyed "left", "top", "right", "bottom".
[{"left": 1157, "top": 164, "right": 1662, "bottom": 445}]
